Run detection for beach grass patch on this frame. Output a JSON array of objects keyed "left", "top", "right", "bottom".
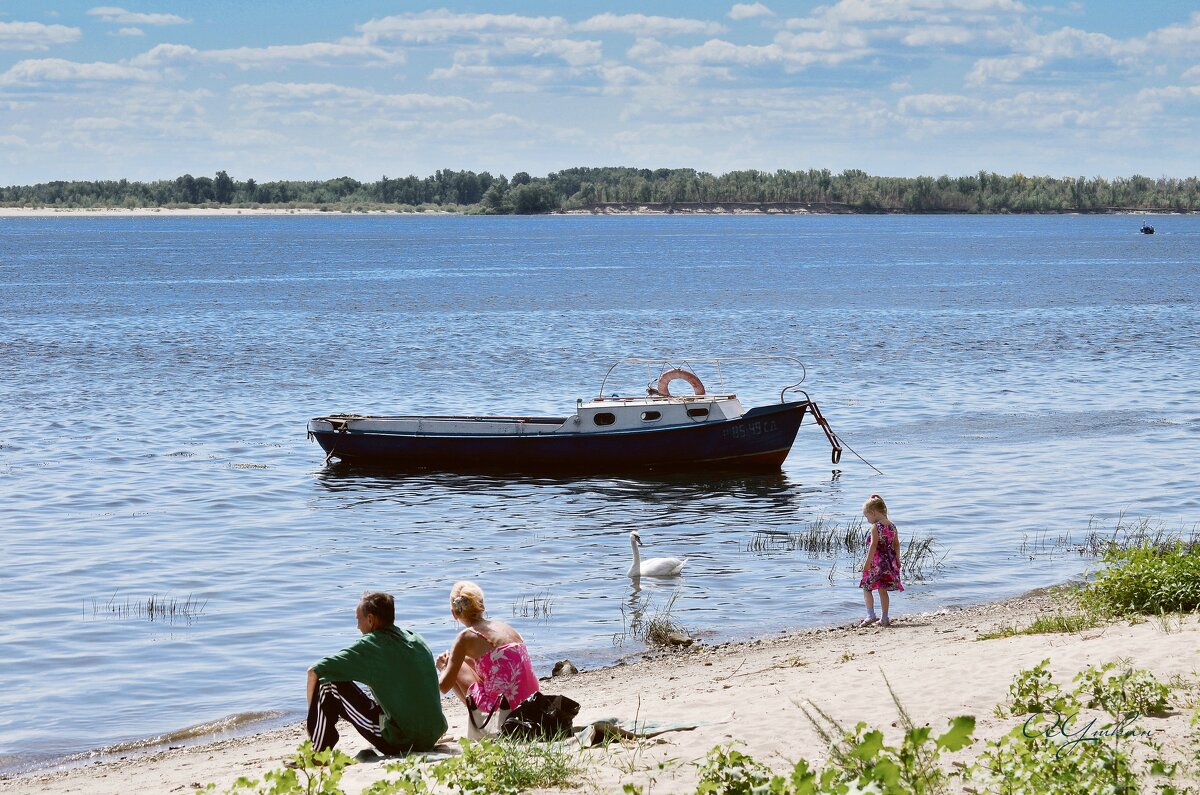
[
  {"left": 374, "top": 737, "right": 584, "bottom": 795},
  {"left": 977, "top": 610, "right": 1106, "bottom": 640}
]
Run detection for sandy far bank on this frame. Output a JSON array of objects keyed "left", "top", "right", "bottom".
[{"left": 4, "top": 592, "right": 1198, "bottom": 794}]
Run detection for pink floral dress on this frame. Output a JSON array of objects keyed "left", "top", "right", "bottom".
[
  {"left": 859, "top": 521, "right": 905, "bottom": 592},
  {"left": 466, "top": 629, "right": 540, "bottom": 713}
]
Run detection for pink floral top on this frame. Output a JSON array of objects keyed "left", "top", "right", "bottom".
[{"left": 466, "top": 630, "right": 540, "bottom": 713}]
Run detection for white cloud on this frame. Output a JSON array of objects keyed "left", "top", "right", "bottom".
[
  {"left": 358, "top": 11, "right": 566, "bottom": 44},
  {"left": 72, "top": 116, "right": 131, "bottom": 130},
  {"left": 496, "top": 36, "right": 602, "bottom": 66},
  {"left": 1137, "top": 83, "right": 1200, "bottom": 110},
  {"left": 576, "top": 14, "right": 724, "bottom": 37},
  {"left": 87, "top": 6, "right": 190, "bottom": 26},
  {"left": 790, "top": 0, "right": 1027, "bottom": 27},
  {"left": 902, "top": 25, "right": 974, "bottom": 46},
  {"left": 1143, "top": 12, "right": 1200, "bottom": 55},
  {"left": 0, "top": 58, "right": 158, "bottom": 86},
  {"left": 1182, "top": 65, "right": 1200, "bottom": 82},
  {"left": 115, "top": 27, "right": 144, "bottom": 37},
  {"left": 0, "top": 20, "right": 82, "bottom": 50},
  {"left": 628, "top": 27, "right": 871, "bottom": 72},
  {"left": 428, "top": 63, "right": 499, "bottom": 81},
  {"left": 966, "top": 54, "right": 1041, "bottom": 85},
  {"left": 898, "top": 93, "right": 978, "bottom": 115},
  {"left": 131, "top": 41, "right": 403, "bottom": 69},
  {"left": 231, "top": 82, "right": 477, "bottom": 112},
  {"left": 728, "top": 4, "right": 774, "bottom": 21}
]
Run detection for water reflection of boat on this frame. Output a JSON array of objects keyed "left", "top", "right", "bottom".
[{"left": 308, "top": 357, "right": 842, "bottom": 473}]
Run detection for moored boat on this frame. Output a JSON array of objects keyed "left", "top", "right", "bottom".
[{"left": 308, "top": 358, "right": 842, "bottom": 473}]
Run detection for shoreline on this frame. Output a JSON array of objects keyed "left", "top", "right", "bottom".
[
  {"left": 1, "top": 206, "right": 1193, "bottom": 218},
  {"left": 5, "top": 588, "right": 1197, "bottom": 794}
]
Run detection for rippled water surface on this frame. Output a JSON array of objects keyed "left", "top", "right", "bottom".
[{"left": 2, "top": 214, "right": 1198, "bottom": 770}]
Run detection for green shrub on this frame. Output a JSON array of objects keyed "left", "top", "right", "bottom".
[
  {"left": 1001, "top": 659, "right": 1078, "bottom": 717},
  {"left": 198, "top": 741, "right": 354, "bottom": 794},
  {"left": 1074, "top": 661, "right": 1171, "bottom": 716},
  {"left": 695, "top": 744, "right": 774, "bottom": 794},
  {"left": 695, "top": 701, "right": 974, "bottom": 795},
  {"left": 1083, "top": 542, "right": 1200, "bottom": 615},
  {"left": 970, "top": 720, "right": 1138, "bottom": 795}
]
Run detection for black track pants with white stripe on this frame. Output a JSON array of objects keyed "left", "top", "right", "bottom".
[{"left": 306, "top": 680, "right": 399, "bottom": 754}]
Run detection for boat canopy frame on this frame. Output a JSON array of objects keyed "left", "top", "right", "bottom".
[{"left": 597, "top": 356, "right": 808, "bottom": 404}]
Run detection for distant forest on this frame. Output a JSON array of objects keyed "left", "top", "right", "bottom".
[{"left": 3, "top": 167, "right": 1198, "bottom": 214}]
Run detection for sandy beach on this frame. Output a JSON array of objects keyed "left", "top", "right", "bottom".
[{"left": 4, "top": 590, "right": 1197, "bottom": 794}]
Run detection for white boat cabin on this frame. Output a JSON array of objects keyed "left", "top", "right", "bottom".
[{"left": 310, "top": 393, "right": 745, "bottom": 438}]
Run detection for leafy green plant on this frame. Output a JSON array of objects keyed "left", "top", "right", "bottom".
[
  {"left": 427, "top": 736, "right": 583, "bottom": 794},
  {"left": 1074, "top": 660, "right": 1171, "bottom": 716},
  {"left": 1082, "top": 541, "right": 1200, "bottom": 615},
  {"left": 697, "top": 678, "right": 973, "bottom": 795},
  {"left": 1001, "top": 659, "right": 1078, "bottom": 716},
  {"left": 969, "top": 719, "right": 1139, "bottom": 795},
  {"left": 694, "top": 744, "right": 774, "bottom": 795},
  {"left": 198, "top": 742, "right": 354, "bottom": 795}
]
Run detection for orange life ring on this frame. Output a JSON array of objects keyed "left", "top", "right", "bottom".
[{"left": 657, "top": 369, "right": 705, "bottom": 397}]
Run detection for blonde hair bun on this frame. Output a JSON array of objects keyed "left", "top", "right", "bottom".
[
  {"left": 863, "top": 494, "right": 888, "bottom": 516},
  {"left": 450, "top": 580, "right": 485, "bottom": 621}
]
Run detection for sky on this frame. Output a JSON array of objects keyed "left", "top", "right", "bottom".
[{"left": 1, "top": 1, "right": 1199, "bottom": 184}]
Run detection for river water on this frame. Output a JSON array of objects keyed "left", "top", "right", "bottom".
[{"left": 1, "top": 213, "right": 1197, "bottom": 771}]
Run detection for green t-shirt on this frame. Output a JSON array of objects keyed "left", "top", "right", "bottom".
[{"left": 312, "top": 626, "right": 447, "bottom": 750}]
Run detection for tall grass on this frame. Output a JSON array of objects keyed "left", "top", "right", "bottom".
[
  {"left": 1019, "top": 514, "right": 1200, "bottom": 561},
  {"left": 749, "top": 513, "right": 945, "bottom": 581},
  {"left": 612, "top": 593, "right": 691, "bottom": 647},
  {"left": 510, "top": 592, "right": 553, "bottom": 619},
  {"left": 87, "top": 593, "right": 207, "bottom": 623},
  {"left": 747, "top": 513, "right": 867, "bottom": 556}
]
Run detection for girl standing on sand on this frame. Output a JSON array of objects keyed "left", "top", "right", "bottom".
[{"left": 859, "top": 494, "right": 904, "bottom": 627}]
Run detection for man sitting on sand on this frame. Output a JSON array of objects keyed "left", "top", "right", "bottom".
[{"left": 306, "top": 592, "right": 447, "bottom": 755}]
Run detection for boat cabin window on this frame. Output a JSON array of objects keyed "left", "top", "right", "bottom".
[
  {"left": 640, "top": 411, "right": 661, "bottom": 422},
  {"left": 593, "top": 412, "right": 616, "bottom": 426},
  {"left": 687, "top": 408, "right": 710, "bottom": 419}
]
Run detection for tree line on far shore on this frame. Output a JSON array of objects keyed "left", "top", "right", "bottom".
[{"left": 3, "top": 167, "right": 1198, "bottom": 214}]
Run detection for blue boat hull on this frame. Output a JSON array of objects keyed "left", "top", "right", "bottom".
[{"left": 310, "top": 402, "right": 811, "bottom": 472}]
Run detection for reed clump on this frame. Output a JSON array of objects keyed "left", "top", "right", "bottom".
[
  {"left": 87, "top": 593, "right": 207, "bottom": 624},
  {"left": 613, "top": 593, "right": 691, "bottom": 647},
  {"left": 511, "top": 592, "right": 553, "bottom": 619},
  {"left": 1019, "top": 514, "right": 1200, "bottom": 561},
  {"left": 750, "top": 513, "right": 945, "bottom": 581},
  {"left": 747, "top": 513, "right": 867, "bottom": 556}
]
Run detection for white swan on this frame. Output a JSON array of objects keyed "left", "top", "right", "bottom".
[{"left": 627, "top": 530, "right": 686, "bottom": 578}]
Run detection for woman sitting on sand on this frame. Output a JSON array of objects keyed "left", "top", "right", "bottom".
[{"left": 435, "top": 581, "right": 539, "bottom": 716}]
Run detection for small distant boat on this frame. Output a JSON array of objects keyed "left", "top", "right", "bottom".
[
  {"left": 308, "top": 357, "right": 843, "bottom": 473},
  {"left": 1140, "top": 218, "right": 1155, "bottom": 234}
]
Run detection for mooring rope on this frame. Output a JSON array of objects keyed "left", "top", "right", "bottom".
[{"left": 831, "top": 430, "right": 884, "bottom": 475}]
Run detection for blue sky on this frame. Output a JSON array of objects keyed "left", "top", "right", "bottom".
[{"left": 1, "top": 1, "right": 1198, "bottom": 183}]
